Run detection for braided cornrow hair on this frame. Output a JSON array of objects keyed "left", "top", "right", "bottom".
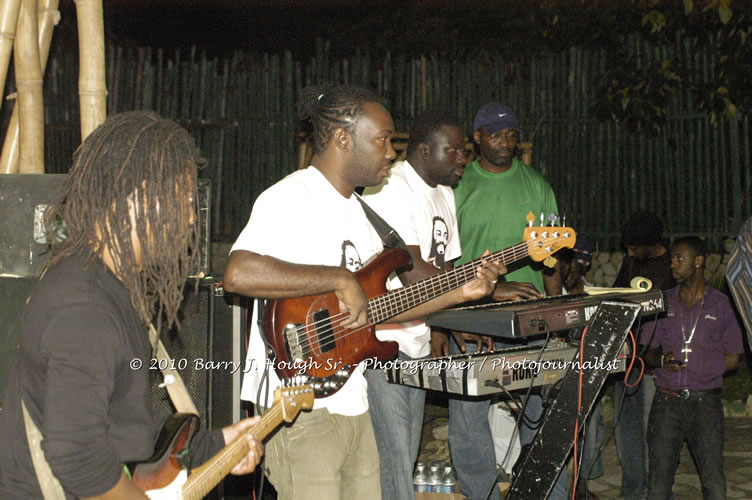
[
  {"left": 298, "top": 83, "right": 381, "bottom": 153},
  {"left": 45, "top": 111, "right": 201, "bottom": 331}
]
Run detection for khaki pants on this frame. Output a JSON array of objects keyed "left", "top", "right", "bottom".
[{"left": 264, "top": 408, "right": 381, "bottom": 500}]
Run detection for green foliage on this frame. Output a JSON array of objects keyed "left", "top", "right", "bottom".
[
  {"left": 591, "top": 58, "right": 682, "bottom": 133},
  {"left": 695, "top": 17, "right": 752, "bottom": 122},
  {"left": 587, "top": 1, "right": 752, "bottom": 132}
]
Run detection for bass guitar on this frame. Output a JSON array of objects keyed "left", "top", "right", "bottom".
[
  {"left": 263, "top": 225, "right": 576, "bottom": 384},
  {"left": 131, "top": 383, "right": 314, "bottom": 499}
]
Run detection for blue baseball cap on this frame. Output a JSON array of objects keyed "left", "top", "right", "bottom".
[
  {"left": 573, "top": 234, "right": 594, "bottom": 266},
  {"left": 473, "top": 102, "right": 521, "bottom": 134}
]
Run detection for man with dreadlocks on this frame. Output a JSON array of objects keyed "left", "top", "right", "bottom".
[
  {"left": 224, "top": 85, "right": 503, "bottom": 499},
  {"left": 0, "top": 111, "right": 263, "bottom": 499}
]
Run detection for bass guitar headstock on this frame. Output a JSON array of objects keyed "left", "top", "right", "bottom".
[
  {"left": 273, "top": 384, "right": 315, "bottom": 422},
  {"left": 281, "top": 367, "right": 353, "bottom": 399},
  {"left": 522, "top": 212, "right": 576, "bottom": 267}
]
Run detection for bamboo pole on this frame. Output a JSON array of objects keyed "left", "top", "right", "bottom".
[
  {"left": 74, "top": 0, "right": 106, "bottom": 141},
  {"left": 0, "top": 0, "right": 21, "bottom": 119},
  {"left": 14, "top": 0, "right": 44, "bottom": 173},
  {"left": 0, "top": 0, "right": 58, "bottom": 174}
]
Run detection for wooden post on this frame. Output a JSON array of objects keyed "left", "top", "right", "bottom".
[
  {"left": 14, "top": 0, "right": 44, "bottom": 173},
  {"left": 74, "top": 0, "right": 106, "bottom": 141},
  {"left": 0, "top": 0, "right": 21, "bottom": 119},
  {"left": 0, "top": 0, "right": 59, "bottom": 174}
]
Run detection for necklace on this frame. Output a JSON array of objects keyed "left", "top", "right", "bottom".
[{"left": 679, "top": 287, "right": 707, "bottom": 363}]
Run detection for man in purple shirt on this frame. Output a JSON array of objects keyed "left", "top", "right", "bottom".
[{"left": 640, "top": 236, "right": 744, "bottom": 500}]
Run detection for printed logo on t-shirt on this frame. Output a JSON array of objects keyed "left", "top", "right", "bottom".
[
  {"left": 427, "top": 216, "right": 449, "bottom": 268},
  {"left": 704, "top": 314, "right": 717, "bottom": 320},
  {"left": 340, "top": 240, "right": 363, "bottom": 271}
]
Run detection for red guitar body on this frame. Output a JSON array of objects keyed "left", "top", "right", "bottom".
[
  {"left": 128, "top": 413, "right": 199, "bottom": 493},
  {"left": 263, "top": 248, "right": 409, "bottom": 379}
]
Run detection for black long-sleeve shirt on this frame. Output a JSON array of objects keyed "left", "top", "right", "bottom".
[{"left": 0, "top": 252, "right": 224, "bottom": 498}]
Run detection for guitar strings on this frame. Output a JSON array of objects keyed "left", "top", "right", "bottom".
[
  {"left": 297, "top": 234, "right": 564, "bottom": 356},
  {"left": 183, "top": 404, "right": 284, "bottom": 498},
  {"left": 290, "top": 234, "right": 567, "bottom": 358}
]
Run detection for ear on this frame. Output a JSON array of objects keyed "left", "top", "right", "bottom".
[
  {"left": 695, "top": 254, "right": 704, "bottom": 269},
  {"left": 333, "top": 127, "right": 350, "bottom": 152},
  {"left": 418, "top": 142, "right": 430, "bottom": 159},
  {"left": 473, "top": 130, "right": 481, "bottom": 145}
]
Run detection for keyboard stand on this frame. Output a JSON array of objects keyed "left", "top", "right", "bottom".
[{"left": 506, "top": 301, "right": 641, "bottom": 500}]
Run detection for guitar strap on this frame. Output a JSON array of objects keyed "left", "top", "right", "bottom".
[
  {"left": 354, "top": 193, "right": 412, "bottom": 266},
  {"left": 19, "top": 327, "right": 198, "bottom": 499},
  {"left": 21, "top": 399, "right": 65, "bottom": 500},
  {"left": 148, "top": 323, "right": 200, "bottom": 416}
]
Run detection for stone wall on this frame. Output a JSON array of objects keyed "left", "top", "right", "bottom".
[{"left": 587, "top": 251, "right": 731, "bottom": 290}]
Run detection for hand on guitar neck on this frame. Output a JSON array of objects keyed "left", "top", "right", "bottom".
[
  {"left": 130, "top": 385, "right": 313, "bottom": 500},
  {"left": 220, "top": 416, "right": 265, "bottom": 475},
  {"left": 263, "top": 225, "right": 575, "bottom": 385}
]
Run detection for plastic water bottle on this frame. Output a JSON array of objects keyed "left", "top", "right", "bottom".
[
  {"left": 440, "top": 464, "right": 457, "bottom": 493},
  {"left": 427, "top": 463, "right": 443, "bottom": 493},
  {"left": 413, "top": 462, "right": 428, "bottom": 493}
]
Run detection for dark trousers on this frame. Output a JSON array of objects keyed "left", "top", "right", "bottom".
[{"left": 646, "top": 390, "right": 726, "bottom": 500}]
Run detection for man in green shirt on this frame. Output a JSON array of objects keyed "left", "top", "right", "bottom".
[
  {"left": 454, "top": 102, "right": 560, "bottom": 295},
  {"left": 448, "top": 102, "right": 566, "bottom": 500}
]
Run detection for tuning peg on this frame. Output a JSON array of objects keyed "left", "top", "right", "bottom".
[
  {"left": 562, "top": 213, "right": 567, "bottom": 227},
  {"left": 526, "top": 211, "right": 535, "bottom": 227},
  {"left": 547, "top": 212, "right": 557, "bottom": 226},
  {"left": 540, "top": 212, "right": 544, "bottom": 226}
]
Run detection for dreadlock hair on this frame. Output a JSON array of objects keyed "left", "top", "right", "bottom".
[
  {"left": 406, "top": 110, "right": 463, "bottom": 156},
  {"left": 297, "top": 83, "right": 381, "bottom": 154},
  {"left": 45, "top": 111, "right": 201, "bottom": 331}
]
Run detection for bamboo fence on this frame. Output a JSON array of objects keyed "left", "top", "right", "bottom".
[
  {"left": 0, "top": 0, "right": 59, "bottom": 174},
  {"left": 36, "top": 36, "right": 750, "bottom": 250},
  {"left": 14, "top": 0, "right": 45, "bottom": 173}
]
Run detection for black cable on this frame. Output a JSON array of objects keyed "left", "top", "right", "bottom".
[
  {"left": 483, "top": 333, "right": 552, "bottom": 500},
  {"left": 578, "top": 310, "right": 661, "bottom": 485},
  {"left": 254, "top": 298, "right": 274, "bottom": 500}
]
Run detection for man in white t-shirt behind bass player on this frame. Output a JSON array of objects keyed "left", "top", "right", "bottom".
[
  {"left": 361, "top": 110, "right": 467, "bottom": 499},
  {"left": 224, "top": 85, "right": 504, "bottom": 500}
]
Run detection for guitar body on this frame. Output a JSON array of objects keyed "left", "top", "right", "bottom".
[
  {"left": 264, "top": 247, "right": 407, "bottom": 379},
  {"left": 129, "top": 413, "right": 199, "bottom": 497},
  {"left": 262, "top": 224, "right": 576, "bottom": 390}
]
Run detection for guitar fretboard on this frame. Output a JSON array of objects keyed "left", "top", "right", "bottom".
[{"left": 367, "top": 241, "right": 530, "bottom": 323}]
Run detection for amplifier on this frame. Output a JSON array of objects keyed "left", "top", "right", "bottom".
[
  {"left": 0, "top": 174, "right": 211, "bottom": 278},
  {"left": 150, "top": 281, "right": 246, "bottom": 430}
]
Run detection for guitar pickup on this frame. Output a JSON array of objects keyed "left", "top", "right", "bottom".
[{"left": 313, "top": 309, "right": 336, "bottom": 352}]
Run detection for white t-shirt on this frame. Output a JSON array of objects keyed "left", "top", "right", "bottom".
[
  {"left": 362, "top": 160, "right": 461, "bottom": 358},
  {"left": 232, "top": 167, "right": 384, "bottom": 416}
]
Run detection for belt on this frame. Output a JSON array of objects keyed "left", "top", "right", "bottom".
[{"left": 656, "top": 386, "right": 722, "bottom": 400}]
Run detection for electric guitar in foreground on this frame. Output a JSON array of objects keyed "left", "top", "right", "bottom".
[
  {"left": 130, "top": 384, "right": 314, "bottom": 499},
  {"left": 263, "top": 224, "right": 576, "bottom": 387}
]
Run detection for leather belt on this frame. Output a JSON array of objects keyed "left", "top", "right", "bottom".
[{"left": 656, "top": 386, "right": 722, "bottom": 400}]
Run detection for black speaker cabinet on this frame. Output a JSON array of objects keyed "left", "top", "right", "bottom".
[{"left": 151, "top": 280, "right": 246, "bottom": 431}]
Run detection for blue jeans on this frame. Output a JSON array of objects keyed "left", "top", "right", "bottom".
[
  {"left": 614, "top": 372, "right": 655, "bottom": 500},
  {"left": 579, "top": 396, "right": 604, "bottom": 480},
  {"left": 447, "top": 339, "right": 568, "bottom": 500},
  {"left": 646, "top": 390, "right": 726, "bottom": 500},
  {"left": 365, "top": 351, "right": 426, "bottom": 500}
]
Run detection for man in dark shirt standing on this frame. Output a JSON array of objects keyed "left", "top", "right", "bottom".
[
  {"left": 641, "top": 236, "right": 743, "bottom": 499},
  {"left": 612, "top": 210, "right": 675, "bottom": 500},
  {"left": 0, "top": 112, "right": 263, "bottom": 499}
]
